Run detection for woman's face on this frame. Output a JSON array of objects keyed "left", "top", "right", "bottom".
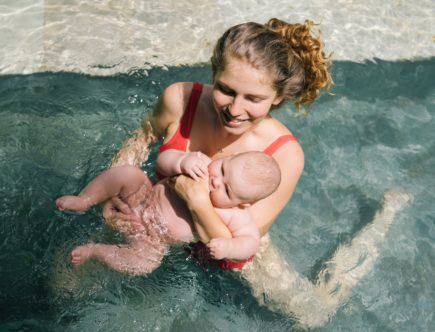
[{"left": 212, "top": 56, "right": 283, "bottom": 135}]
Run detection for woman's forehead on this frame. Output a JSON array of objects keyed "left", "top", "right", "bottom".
[{"left": 219, "top": 57, "right": 275, "bottom": 91}]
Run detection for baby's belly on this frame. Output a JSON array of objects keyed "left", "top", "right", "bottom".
[{"left": 154, "top": 183, "right": 196, "bottom": 243}]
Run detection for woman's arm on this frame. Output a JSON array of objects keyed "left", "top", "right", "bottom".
[
  {"left": 207, "top": 209, "right": 260, "bottom": 260},
  {"left": 251, "top": 141, "right": 304, "bottom": 235},
  {"left": 110, "top": 117, "right": 157, "bottom": 168},
  {"left": 110, "top": 82, "right": 187, "bottom": 168},
  {"left": 172, "top": 140, "right": 303, "bottom": 242},
  {"left": 172, "top": 175, "right": 232, "bottom": 242},
  {"left": 104, "top": 83, "right": 187, "bottom": 225}
]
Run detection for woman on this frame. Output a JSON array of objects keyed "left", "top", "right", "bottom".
[
  {"left": 108, "top": 18, "right": 328, "bottom": 239},
  {"left": 104, "top": 18, "right": 409, "bottom": 328}
]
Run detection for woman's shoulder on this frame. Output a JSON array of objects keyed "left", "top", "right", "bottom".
[
  {"left": 160, "top": 82, "right": 214, "bottom": 114},
  {"left": 159, "top": 82, "right": 194, "bottom": 114},
  {"left": 152, "top": 82, "right": 198, "bottom": 126},
  {"left": 257, "top": 116, "right": 297, "bottom": 141},
  {"left": 257, "top": 117, "right": 304, "bottom": 167},
  {"left": 150, "top": 82, "right": 192, "bottom": 136}
]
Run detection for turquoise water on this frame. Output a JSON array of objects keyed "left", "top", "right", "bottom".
[{"left": 0, "top": 59, "right": 434, "bottom": 331}]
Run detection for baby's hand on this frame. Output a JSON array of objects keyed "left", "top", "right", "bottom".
[
  {"left": 207, "top": 238, "right": 231, "bottom": 260},
  {"left": 180, "top": 152, "right": 211, "bottom": 181}
]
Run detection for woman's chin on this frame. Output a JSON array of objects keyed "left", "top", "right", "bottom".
[{"left": 221, "top": 119, "right": 251, "bottom": 135}]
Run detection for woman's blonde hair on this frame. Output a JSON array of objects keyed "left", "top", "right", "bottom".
[{"left": 211, "top": 18, "right": 333, "bottom": 110}]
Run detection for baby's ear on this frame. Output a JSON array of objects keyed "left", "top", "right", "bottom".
[{"left": 238, "top": 202, "right": 251, "bottom": 209}]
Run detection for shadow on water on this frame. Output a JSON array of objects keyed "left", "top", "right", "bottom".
[
  {"left": 325, "top": 58, "right": 435, "bottom": 102},
  {"left": 0, "top": 58, "right": 434, "bottom": 331},
  {"left": 307, "top": 185, "right": 381, "bottom": 282}
]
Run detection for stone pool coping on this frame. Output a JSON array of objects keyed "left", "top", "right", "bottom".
[{"left": 1, "top": 0, "right": 434, "bottom": 76}]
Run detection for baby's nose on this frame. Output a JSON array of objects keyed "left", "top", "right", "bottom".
[{"left": 209, "top": 176, "right": 219, "bottom": 191}]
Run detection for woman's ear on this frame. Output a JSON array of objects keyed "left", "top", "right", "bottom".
[{"left": 272, "top": 95, "right": 284, "bottom": 106}]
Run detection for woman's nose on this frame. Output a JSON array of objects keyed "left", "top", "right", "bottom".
[{"left": 228, "top": 96, "right": 244, "bottom": 116}]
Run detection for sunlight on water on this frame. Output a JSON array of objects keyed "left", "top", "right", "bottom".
[
  {"left": 1, "top": 0, "right": 434, "bottom": 75},
  {"left": 0, "top": 59, "right": 434, "bottom": 331}
]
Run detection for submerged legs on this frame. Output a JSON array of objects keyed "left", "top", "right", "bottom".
[
  {"left": 70, "top": 237, "right": 168, "bottom": 276},
  {"left": 241, "top": 190, "right": 412, "bottom": 328}
]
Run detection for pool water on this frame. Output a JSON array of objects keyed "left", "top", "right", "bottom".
[{"left": 0, "top": 59, "right": 434, "bottom": 331}]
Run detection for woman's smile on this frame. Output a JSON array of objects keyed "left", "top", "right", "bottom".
[
  {"left": 212, "top": 57, "right": 283, "bottom": 134},
  {"left": 221, "top": 106, "right": 249, "bottom": 127}
]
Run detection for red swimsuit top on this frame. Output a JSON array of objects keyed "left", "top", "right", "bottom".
[
  {"left": 158, "top": 82, "right": 297, "bottom": 157},
  {"left": 158, "top": 82, "right": 298, "bottom": 270}
]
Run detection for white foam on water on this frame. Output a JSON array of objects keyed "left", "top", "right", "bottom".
[{"left": 0, "top": 0, "right": 434, "bottom": 76}]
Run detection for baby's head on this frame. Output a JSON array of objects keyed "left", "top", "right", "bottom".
[{"left": 208, "top": 151, "right": 281, "bottom": 208}]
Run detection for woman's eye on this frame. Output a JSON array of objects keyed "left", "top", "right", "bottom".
[
  {"left": 247, "top": 96, "right": 262, "bottom": 103},
  {"left": 217, "top": 84, "right": 234, "bottom": 96}
]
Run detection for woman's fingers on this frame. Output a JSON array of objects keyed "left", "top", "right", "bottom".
[
  {"left": 111, "top": 196, "right": 132, "bottom": 214},
  {"left": 172, "top": 174, "right": 209, "bottom": 203},
  {"left": 102, "top": 200, "right": 116, "bottom": 225},
  {"left": 189, "top": 172, "right": 200, "bottom": 181},
  {"left": 167, "top": 175, "right": 177, "bottom": 188}
]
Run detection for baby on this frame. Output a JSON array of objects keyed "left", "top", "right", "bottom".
[{"left": 56, "top": 150, "right": 281, "bottom": 275}]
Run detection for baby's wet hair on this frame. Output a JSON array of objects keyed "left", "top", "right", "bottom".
[{"left": 233, "top": 151, "right": 281, "bottom": 202}]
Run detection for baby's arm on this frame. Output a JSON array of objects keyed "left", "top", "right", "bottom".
[
  {"left": 156, "top": 150, "right": 210, "bottom": 181},
  {"left": 56, "top": 165, "right": 148, "bottom": 213},
  {"left": 207, "top": 209, "right": 260, "bottom": 260}
]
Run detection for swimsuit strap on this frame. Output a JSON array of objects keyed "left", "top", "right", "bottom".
[
  {"left": 179, "top": 82, "right": 203, "bottom": 138},
  {"left": 158, "top": 82, "right": 203, "bottom": 153},
  {"left": 263, "top": 134, "right": 298, "bottom": 156}
]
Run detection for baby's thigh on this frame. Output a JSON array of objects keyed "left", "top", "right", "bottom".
[
  {"left": 119, "top": 166, "right": 152, "bottom": 195},
  {"left": 121, "top": 173, "right": 154, "bottom": 208}
]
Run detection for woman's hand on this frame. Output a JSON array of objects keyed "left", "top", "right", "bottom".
[
  {"left": 169, "top": 174, "right": 232, "bottom": 241},
  {"left": 169, "top": 174, "right": 210, "bottom": 208},
  {"left": 102, "top": 198, "right": 144, "bottom": 235}
]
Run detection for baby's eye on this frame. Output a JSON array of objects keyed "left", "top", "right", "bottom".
[{"left": 225, "top": 185, "right": 230, "bottom": 197}]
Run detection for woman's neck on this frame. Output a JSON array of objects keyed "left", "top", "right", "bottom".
[{"left": 212, "top": 119, "right": 255, "bottom": 158}]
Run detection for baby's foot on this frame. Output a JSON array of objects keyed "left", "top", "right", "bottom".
[
  {"left": 56, "top": 195, "right": 90, "bottom": 213},
  {"left": 384, "top": 190, "right": 413, "bottom": 212},
  {"left": 71, "top": 244, "right": 95, "bottom": 267}
]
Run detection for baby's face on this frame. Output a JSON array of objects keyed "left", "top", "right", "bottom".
[{"left": 208, "top": 155, "right": 251, "bottom": 208}]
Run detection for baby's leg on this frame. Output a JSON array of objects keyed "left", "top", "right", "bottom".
[
  {"left": 56, "top": 165, "right": 149, "bottom": 213},
  {"left": 71, "top": 238, "right": 168, "bottom": 276}
]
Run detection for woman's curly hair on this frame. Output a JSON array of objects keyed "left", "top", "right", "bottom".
[{"left": 211, "top": 18, "right": 333, "bottom": 110}]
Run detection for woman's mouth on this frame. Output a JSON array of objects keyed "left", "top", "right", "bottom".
[{"left": 221, "top": 107, "right": 248, "bottom": 127}]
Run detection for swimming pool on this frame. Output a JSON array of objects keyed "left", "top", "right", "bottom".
[
  {"left": 0, "top": 58, "right": 433, "bottom": 331},
  {"left": 1, "top": 0, "right": 435, "bottom": 330}
]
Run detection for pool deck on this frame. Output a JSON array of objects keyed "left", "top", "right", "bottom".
[{"left": 1, "top": 0, "right": 434, "bottom": 76}]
